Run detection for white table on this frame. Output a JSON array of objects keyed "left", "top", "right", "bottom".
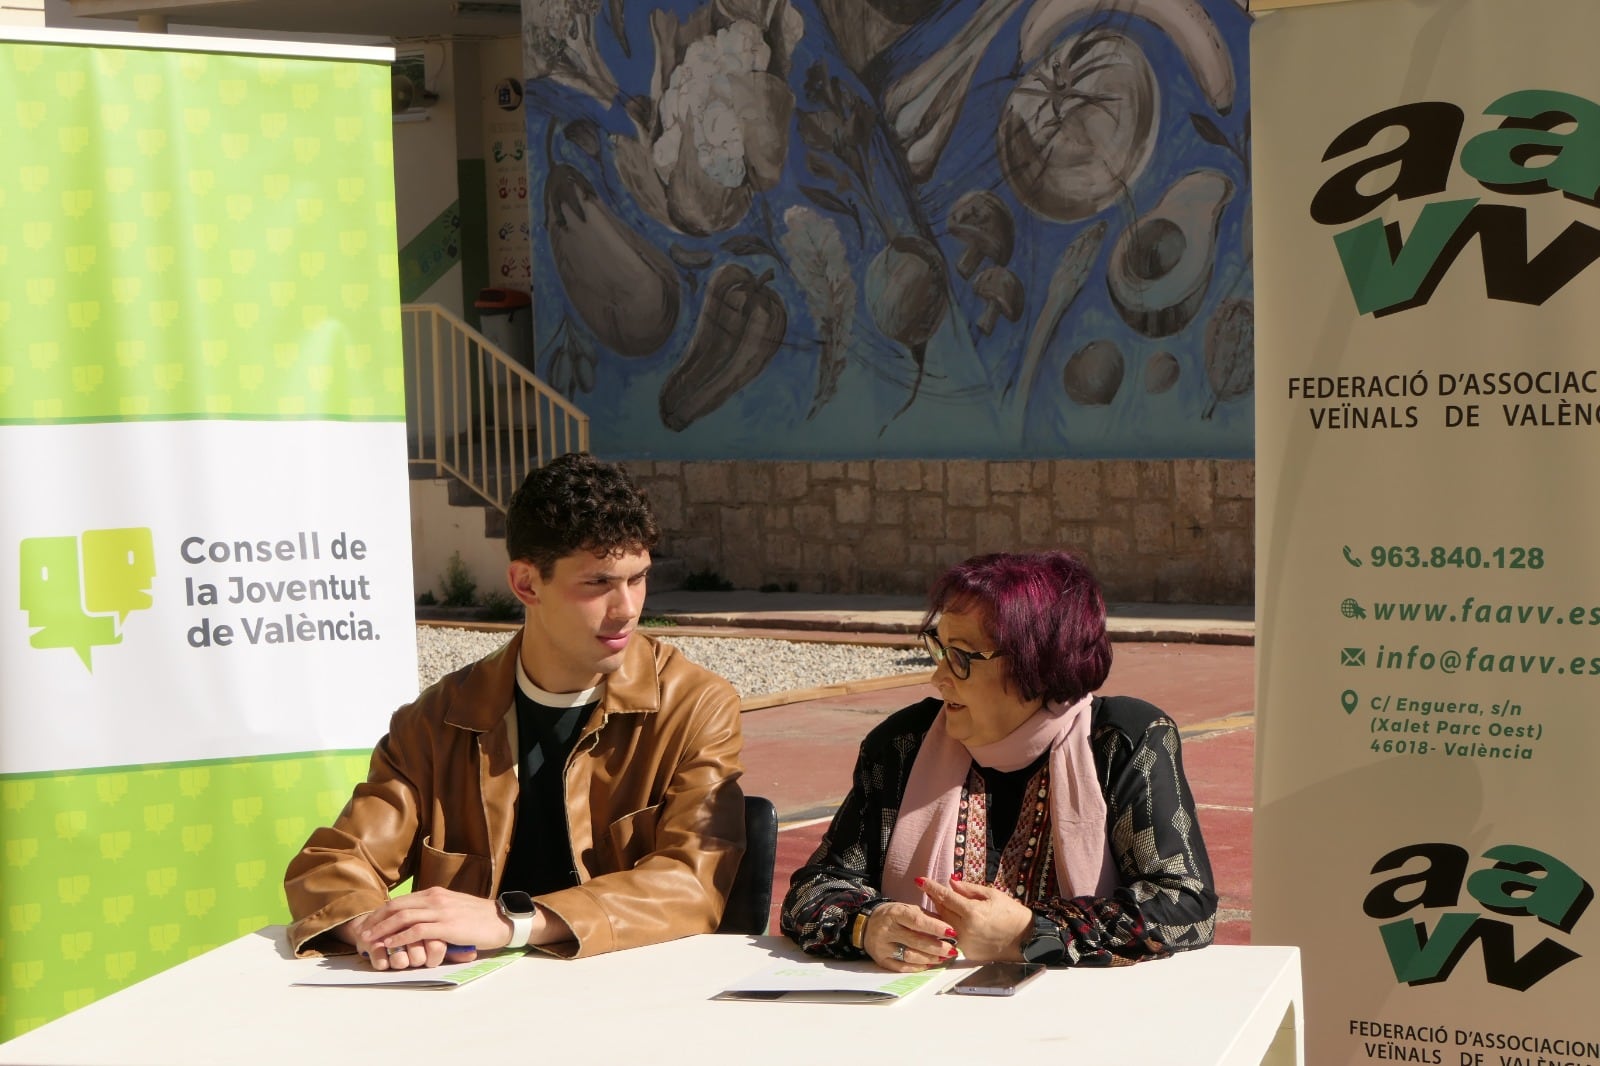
[{"left": 0, "top": 931, "right": 1301, "bottom": 1065}]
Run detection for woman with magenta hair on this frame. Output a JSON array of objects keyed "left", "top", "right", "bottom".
[{"left": 781, "top": 551, "right": 1216, "bottom": 970}]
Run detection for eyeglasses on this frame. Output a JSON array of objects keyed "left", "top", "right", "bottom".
[{"left": 920, "top": 629, "right": 1004, "bottom": 680}]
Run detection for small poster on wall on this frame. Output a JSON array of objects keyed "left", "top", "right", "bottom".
[{"left": 487, "top": 71, "right": 530, "bottom": 288}]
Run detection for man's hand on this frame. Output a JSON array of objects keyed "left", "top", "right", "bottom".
[
  {"left": 352, "top": 887, "right": 510, "bottom": 970},
  {"left": 860, "top": 900, "right": 959, "bottom": 972},
  {"left": 919, "top": 877, "right": 1033, "bottom": 962}
]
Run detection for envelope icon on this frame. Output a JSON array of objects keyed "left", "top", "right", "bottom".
[{"left": 1341, "top": 647, "right": 1365, "bottom": 667}]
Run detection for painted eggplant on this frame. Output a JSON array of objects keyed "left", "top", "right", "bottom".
[
  {"left": 659, "top": 264, "right": 788, "bottom": 431},
  {"left": 545, "top": 164, "right": 680, "bottom": 357}
]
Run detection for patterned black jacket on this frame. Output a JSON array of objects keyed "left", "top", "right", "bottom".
[{"left": 780, "top": 695, "right": 1217, "bottom": 966}]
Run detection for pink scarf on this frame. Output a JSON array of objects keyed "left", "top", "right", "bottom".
[{"left": 881, "top": 696, "right": 1117, "bottom": 907}]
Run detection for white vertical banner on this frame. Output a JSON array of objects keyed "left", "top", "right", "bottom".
[
  {"left": 1254, "top": 0, "right": 1600, "bottom": 1062},
  {"left": 0, "top": 28, "right": 416, "bottom": 1040}
]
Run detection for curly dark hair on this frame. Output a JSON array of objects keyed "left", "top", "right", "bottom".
[
  {"left": 505, "top": 453, "right": 659, "bottom": 577},
  {"left": 921, "top": 551, "right": 1111, "bottom": 705}
]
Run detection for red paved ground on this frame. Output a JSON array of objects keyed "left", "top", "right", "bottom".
[{"left": 742, "top": 642, "right": 1256, "bottom": 944}]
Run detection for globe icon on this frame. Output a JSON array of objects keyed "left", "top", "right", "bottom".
[{"left": 1340, "top": 598, "right": 1366, "bottom": 619}]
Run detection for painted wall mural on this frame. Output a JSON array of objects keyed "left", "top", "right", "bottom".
[{"left": 522, "top": 0, "right": 1252, "bottom": 460}]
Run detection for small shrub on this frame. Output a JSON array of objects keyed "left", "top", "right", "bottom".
[
  {"left": 759, "top": 583, "right": 781, "bottom": 594},
  {"left": 682, "top": 568, "right": 734, "bottom": 592},
  {"left": 440, "top": 551, "right": 478, "bottom": 607},
  {"left": 479, "top": 590, "right": 522, "bottom": 622},
  {"left": 640, "top": 615, "right": 678, "bottom": 628},
  {"left": 416, "top": 590, "right": 438, "bottom": 607}
]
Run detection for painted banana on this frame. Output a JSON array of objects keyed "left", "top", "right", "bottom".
[{"left": 1018, "top": 0, "right": 1234, "bottom": 115}]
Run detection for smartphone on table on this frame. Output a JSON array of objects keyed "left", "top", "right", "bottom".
[{"left": 949, "top": 961, "right": 1047, "bottom": 996}]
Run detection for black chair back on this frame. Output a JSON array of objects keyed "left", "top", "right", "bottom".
[{"left": 717, "top": 795, "right": 778, "bottom": 935}]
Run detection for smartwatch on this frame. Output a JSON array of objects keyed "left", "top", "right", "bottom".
[
  {"left": 850, "top": 911, "right": 872, "bottom": 951},
  {"left": 1020, "top": 913, "right": 1068, "bottom": 965},
  {"left": 497, "top": 890, "right": 537, "bottom": 949},
  {"left": 850, "top": 899, "right": 889, "bottom": 951}
]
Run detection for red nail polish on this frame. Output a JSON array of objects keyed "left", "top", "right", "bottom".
[
  {"left": 946, "top": 945, "right": 958, "bottom": 957},
  {"left": 945, "top": 928, "right": 956, "bottom": 938},
  {"left": 914, "top": 876, "right": 926, "bottom": 887}
]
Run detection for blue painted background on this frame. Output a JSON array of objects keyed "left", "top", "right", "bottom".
[{"left": 522, "top": 0, "right": 1253, "bottom": 460}]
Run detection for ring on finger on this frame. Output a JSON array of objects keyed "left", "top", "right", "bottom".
[
  {"left": 891, "top": 943, "right": 906, "bottom": 962},
  {"left": 387, "top": 945, "right": 406, "bottom": 957}
]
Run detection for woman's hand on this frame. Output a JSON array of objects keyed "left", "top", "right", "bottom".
[
  {"left": 920, "top": 877, "right": 1035, "bottom": 962},
  {"left": 861, "top": 901, "right": 960, "bottom": 972}
]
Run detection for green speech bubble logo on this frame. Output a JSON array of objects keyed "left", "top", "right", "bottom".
[
  {"left": 19, "top": 528, "right": 156, "bottom": 670},
  {"left": 82, "top": 528, "right": 156, "bottom": 622}
]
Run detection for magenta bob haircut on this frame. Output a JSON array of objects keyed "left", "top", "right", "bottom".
[{"left": 922, "top": 551, "right": 1112, "bottom": 704}]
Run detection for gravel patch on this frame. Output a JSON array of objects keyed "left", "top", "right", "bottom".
[
  {"left": 416, "top": 626, "right": 931, "bottom": 699},
  {"left": 659, "top": 635, "right": 931, "bottom": 698},
  {"left": 415, "top": 626, "right": 516, "bottom": 694}
]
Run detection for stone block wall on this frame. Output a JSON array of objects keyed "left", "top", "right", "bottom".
[{"left": 622, "top": 459, "right": 1255, "bottom": 604}]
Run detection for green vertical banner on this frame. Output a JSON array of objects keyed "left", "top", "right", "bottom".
[
  {"left": 0, "top": 28, "right": 417, "bottom": 1040},
  {"left": 1254, "top": 0, "right": 1600, "bottom": 1061}
]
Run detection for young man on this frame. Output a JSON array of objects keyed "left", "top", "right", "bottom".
[{"left": 285, "top": 454, "right": 745, "bottom": 967}]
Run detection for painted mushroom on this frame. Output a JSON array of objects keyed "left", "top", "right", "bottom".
[
  {"left": 947, "top": 190, "right": 1015, "bottom": 279},
  {"left": 972, "top": 267, "right": 1023, "bottom": 334}
]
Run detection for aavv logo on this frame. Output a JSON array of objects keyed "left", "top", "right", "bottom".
[{"left": 1365, "top": 842, "right": 1591, "bottom": 991}]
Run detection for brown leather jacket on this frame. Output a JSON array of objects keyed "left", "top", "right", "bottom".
[{"left": 284, "top": 630, "right": 745, "bottom": 958}]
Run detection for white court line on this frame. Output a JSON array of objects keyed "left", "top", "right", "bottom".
[{"left": 778, "top": 816, "right": 834, "bottom": 832}]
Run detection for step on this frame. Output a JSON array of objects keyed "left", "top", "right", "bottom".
[{"left": 440, "top": 479, "right": 508, "bottom": 539}]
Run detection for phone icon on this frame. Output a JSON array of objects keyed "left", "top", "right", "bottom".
[{"left": 1342, "top": 545, "right": 1362, "bottom": 568}]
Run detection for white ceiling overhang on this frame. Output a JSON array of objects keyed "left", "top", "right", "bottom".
[{"left": 63, "top": 0, "right": 520, "bottom": 40}]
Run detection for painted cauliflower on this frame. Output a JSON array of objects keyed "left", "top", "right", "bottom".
[{"left": 613, "top": 0, "right": 804, "bottom": 235}]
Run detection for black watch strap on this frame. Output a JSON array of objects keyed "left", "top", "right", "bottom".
[
  {"left": 850, "top": 897, "right": 890, "bottom": 951},
  {"left": 1021, "top": 913, "right": 1068, "bottom": 965}
]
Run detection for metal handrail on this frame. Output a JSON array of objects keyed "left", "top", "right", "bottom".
[{"left": 401, "top": 303, "right": 589, "bottom": 512}]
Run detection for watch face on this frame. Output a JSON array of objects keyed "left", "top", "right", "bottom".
[
  {"left": 499, "top": 890, "right": 536, "bottom": 917},
  {"left": 1022, "top": 916, "right": 1067, "bottom": 964},
  {"left": 1021, "top": 934, "right": 1067, "bottom": 965}
]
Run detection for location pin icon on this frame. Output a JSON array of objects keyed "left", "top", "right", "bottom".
[{"left": 1341, "top": 690, "right": 1358, "bottom": 715}]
